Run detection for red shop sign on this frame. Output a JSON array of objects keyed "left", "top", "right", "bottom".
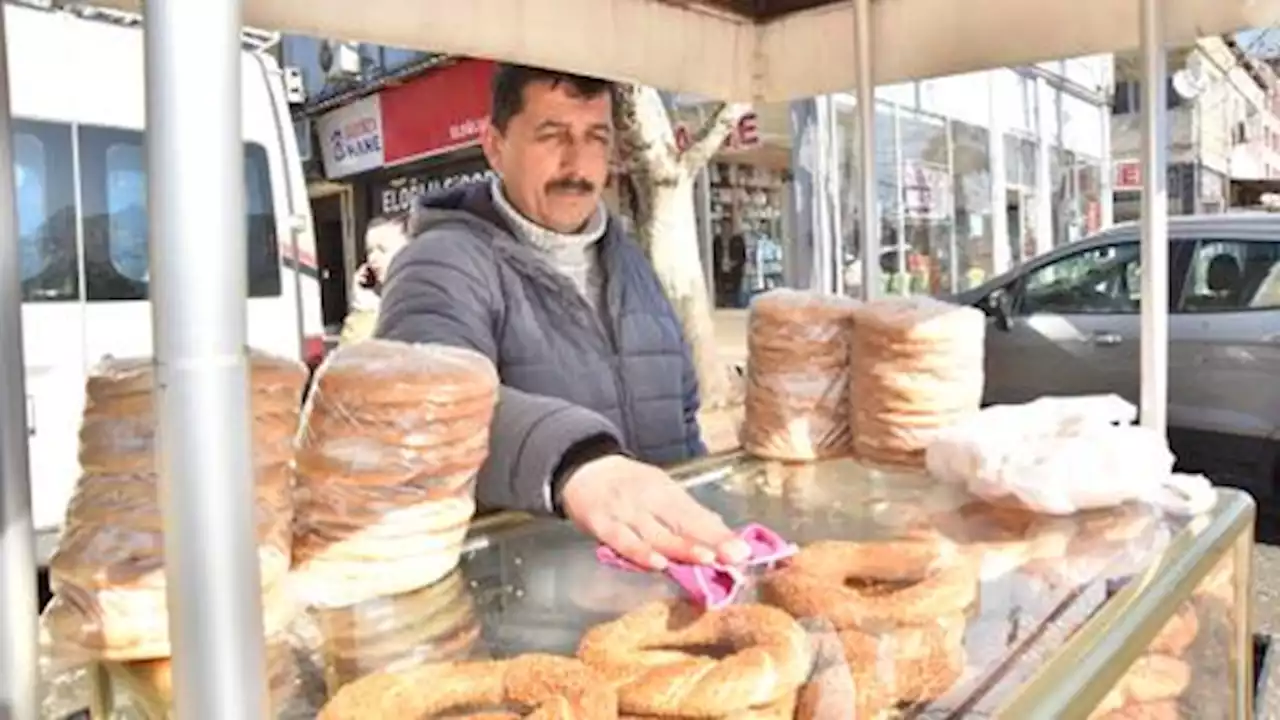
[
  {"left": 379, "top": 58, "right": 496, "bottom": 165},
  {"left": 1114, "top": 160, "right": 1141, "bottom": 191},
  {"left": 673, "top": 112, "right": 761, "bottom": 153}
]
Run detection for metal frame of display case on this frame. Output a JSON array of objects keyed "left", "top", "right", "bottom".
[
  {"left": 83, "top": 451, "right": 1257, "bottom": 717},
  {"left": 0, "top": 0, "right": 1248, "bottom": 717}
]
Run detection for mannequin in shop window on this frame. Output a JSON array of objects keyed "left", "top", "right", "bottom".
[{"left": 339, "top": 213, "right": 410, "bottom": 345}]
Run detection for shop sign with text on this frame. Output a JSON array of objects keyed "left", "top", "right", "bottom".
[
  {"left": 673, "top": 113, "right": 761, "bottom": 154},
  {"left": 374, "top": 160, "right": 496, "bottom": 216},
  {"left": 316, "top": 94, "right": 385, "bottom": 180}
]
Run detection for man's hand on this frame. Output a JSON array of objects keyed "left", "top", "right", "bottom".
[{"left": 560, "top": 455, "right": 751, "bottom": 571}]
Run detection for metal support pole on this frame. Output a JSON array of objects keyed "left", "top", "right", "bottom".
[
  {"left": 1138, "top": 0, "right": 1169, "bottom": 435},
  {"left": 146, "top": 1, "right": 268, "bottom": 718},
  {"left": 893, "top": 105, "right": 907, "bottom": 296},
  {"left": 0, "top": 2, "right": 39, "bottom": 717},
  {"left": 944, "top": 117, "right": 960, "bottom": 293},
  {"left": 828, "top": 98, "right": 845, "bottom": 297},
  {"left": 853, "top": 0, "right": 878, "bottom": 300}
]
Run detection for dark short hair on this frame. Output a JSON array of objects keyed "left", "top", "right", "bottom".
[{"left": 489, "top": 63, "right": 614, "bottom": 133}]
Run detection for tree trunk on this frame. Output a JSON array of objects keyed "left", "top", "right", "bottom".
[
  {"left": 615, "top": 85, "right": 749, "bottom": 408},
  {"left": 642, "top": 175, "right": 728, "bottom": 405}
]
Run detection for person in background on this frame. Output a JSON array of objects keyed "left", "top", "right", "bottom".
[
  {"left": 339, "top": 213, "right": 409, "bottom": 345},
  {"left": 375, "top": 64, "right": 751, "bottom": 571}
]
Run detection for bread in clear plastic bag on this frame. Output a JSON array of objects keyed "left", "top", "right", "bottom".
[
  {"left": 41, "top": 578, "right": 298, "bottom": 670},
  {"left": 924, "top": 395, "right": 1217, "bottom": 516},
  {"left": 78, "top": 351, "right": 307, "bottom": 474},
  {"left": 849, "top": 297, "right": 985, "bottom": 468},
  {"left": 744, "top": 289, "right": 859, "bottom": 461},
  {"left": 296, "top": 340, "right": 498, "bottom": 487},
  {"left": 291, "top": 341, "right": 497, "bottom": 609},
  {"left": 49, "top": 473, "right": 291, "bottom": 592},
  {"left": 43, "top": 349, "right": 306, "bottom": 670}
]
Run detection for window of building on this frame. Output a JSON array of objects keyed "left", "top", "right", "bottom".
[
  {"left": 15, "top": 120, "right": 77, "bottom": 303},
  {"left": 77, "top": 125, "right": 283, "bottom": 301}
]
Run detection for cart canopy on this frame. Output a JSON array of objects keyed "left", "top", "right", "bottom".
[{"left": 86, "top": 0, "right": 1278, "bottom": 101}]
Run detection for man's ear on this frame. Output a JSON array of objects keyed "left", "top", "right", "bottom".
[{"left": 480, "top": 121, "right": 503, "bottom": 174}]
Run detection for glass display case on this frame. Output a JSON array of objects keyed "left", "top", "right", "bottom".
[{"left": 47, "top": 452, "right": 1254, "bottom": 719}]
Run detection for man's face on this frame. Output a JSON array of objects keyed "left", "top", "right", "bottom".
[{"left": 482, "top": 80, "right": 613, "bottom": 233}]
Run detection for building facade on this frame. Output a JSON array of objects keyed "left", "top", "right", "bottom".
[
  {"left": 1110, "top": 37, "right": 1279, "bottom": 222},
  {"left": 695, "top": 56, "right": 1114, "bottom": 303}
]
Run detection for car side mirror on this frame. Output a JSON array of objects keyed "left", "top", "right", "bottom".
[{"left": 984, "top": 289, "right": 1013, "bottom": 332}]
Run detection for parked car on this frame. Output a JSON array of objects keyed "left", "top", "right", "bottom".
[{"left": 953, "top": 213, "right": 1280, "bottom": 502}]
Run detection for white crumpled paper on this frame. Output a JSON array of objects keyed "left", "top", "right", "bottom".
[{"left": 924, "top": 394, "right": 1217, "bottom": 516}]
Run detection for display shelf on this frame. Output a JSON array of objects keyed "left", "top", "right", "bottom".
[{"left": 53, "top": 453, "right": 1253, "bottom": 719}]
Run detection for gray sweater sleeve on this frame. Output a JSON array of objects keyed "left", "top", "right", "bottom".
[{"left": 374, "top": 227, "right": 622, "bottom": 515}]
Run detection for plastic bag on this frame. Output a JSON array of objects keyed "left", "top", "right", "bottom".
[
  {"left": 744, "top": 289, "right": 859, "bottom": 461},
  {"left": 849, "top": 297, "right": 985, "bottom": 469},
  {"left": 291, "top": 481, "right": 476, "bottom": 609},
  {"left": 296, "top": 340, "right": 498, "bottom": 484},
  {"left": 79, "top": 351, "right": 307, "bottom": 474},
  {"left": 41, "top": 350, "right": 307, "bottom": 671},
  {"left": 925, "top": 394, "right": 1217, "bottom": 516},
  {"left": 291, "top": 341, "right": 495, "bottom": 609}
]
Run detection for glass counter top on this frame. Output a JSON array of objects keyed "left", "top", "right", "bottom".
[{"left": 44, "top": 453, "right": 1255, "bottom": 719}]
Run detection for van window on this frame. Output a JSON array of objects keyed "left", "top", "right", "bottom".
[
  {"left": 14, "top": 120, "right": 77, "bottom": 302},
  {"left": 78, "top": 125, "right": 283, "bottom": 301}
]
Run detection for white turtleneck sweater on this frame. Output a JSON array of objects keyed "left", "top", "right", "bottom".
[{"left": 490, "top": 178, "right": 609, "bottom": 314}]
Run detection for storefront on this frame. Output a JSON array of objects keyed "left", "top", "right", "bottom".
[
  {"left": 1112, "top": 158, "right": 1228, "bottom": 222},
  {"left": 679, "top": 64, "right": 1112, "bottom": 303},
  {"left": 308, "top": 58, "right": 497, "bottom": 331}
]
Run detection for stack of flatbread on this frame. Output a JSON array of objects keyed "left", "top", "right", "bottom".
[
  {"left": 291, "top": 340, "right": 498, "bottom": 608},
  {"left": 42, "top": 351, "right": 307, "bottom": 664},
  {"left": 849, "top": 297, "right": 985, "bottom": 468},
  {"left": 743, "top": 289, "right": 860, "bottom": 461}
]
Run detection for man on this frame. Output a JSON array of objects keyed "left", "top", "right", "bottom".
[
  {"left": 375, "top": 64, "right": 749, "bottom": 571},
  {"left": 340, "top": 213, "right": 409, "bottom": 345}
]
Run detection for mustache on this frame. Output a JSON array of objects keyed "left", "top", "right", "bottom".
[{"left": 546, "top": 177, "right": 595, "bottom": 194}]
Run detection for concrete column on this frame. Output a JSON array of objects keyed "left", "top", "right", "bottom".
[
  {"left": 988, "top": 73, "right": 1011, "bottom": 274},
  {"left": 1034, "top": 75, "right": 1055, "bottom": 256}
]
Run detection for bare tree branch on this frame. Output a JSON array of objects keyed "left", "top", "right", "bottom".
[{"left": 679, "top": 101, "right": 752, "bottom": 173}]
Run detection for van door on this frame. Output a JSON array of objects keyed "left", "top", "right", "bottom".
[{"left": 14, "top": 119, "right": 88, "bottom": 535}]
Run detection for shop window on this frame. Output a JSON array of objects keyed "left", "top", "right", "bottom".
[
  {"left": 1180, "top": 239, "right": 1280, "bottom": 312},
  {"left": 14, "top": 120, "right": 77, "bottom": 302},
  {"left": 78, "top": 125, "right": 283, "bottom": 301},
  {"left": 1018, "top": 242, "right": 1142, "bottom": 315}
]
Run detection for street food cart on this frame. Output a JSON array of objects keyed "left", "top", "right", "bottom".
[{"left": 1, "top": 0, "right": 1276, "bottom": 718}]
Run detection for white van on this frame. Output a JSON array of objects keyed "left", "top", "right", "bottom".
[{"left": 9, "top": 2, "right": 323, "bottom": 564}]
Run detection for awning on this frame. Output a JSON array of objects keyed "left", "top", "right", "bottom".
[{"left": 84, "top": 0, "right": 1279, "bottom": 101}]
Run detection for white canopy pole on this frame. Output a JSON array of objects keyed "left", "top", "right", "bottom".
[
  {"left": 854, "top": 0, "right": 879, "bottom": 300},
  {"left": 145, "top": 1, "right": 269, "bottom": 717},
  {"left": 0, "top": 1, "right": 40, "bottom": 716},
  {"left": 1138, "top": 0, "right": 1169, "bottom": 433}
]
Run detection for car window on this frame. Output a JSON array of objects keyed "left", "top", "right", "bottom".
[
  {"left": 1180, "top": 239, "right": 1280, "bottom": 312},
  {"left": 1017, "top": 243, "right": 1141, "bottom": 315}
]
